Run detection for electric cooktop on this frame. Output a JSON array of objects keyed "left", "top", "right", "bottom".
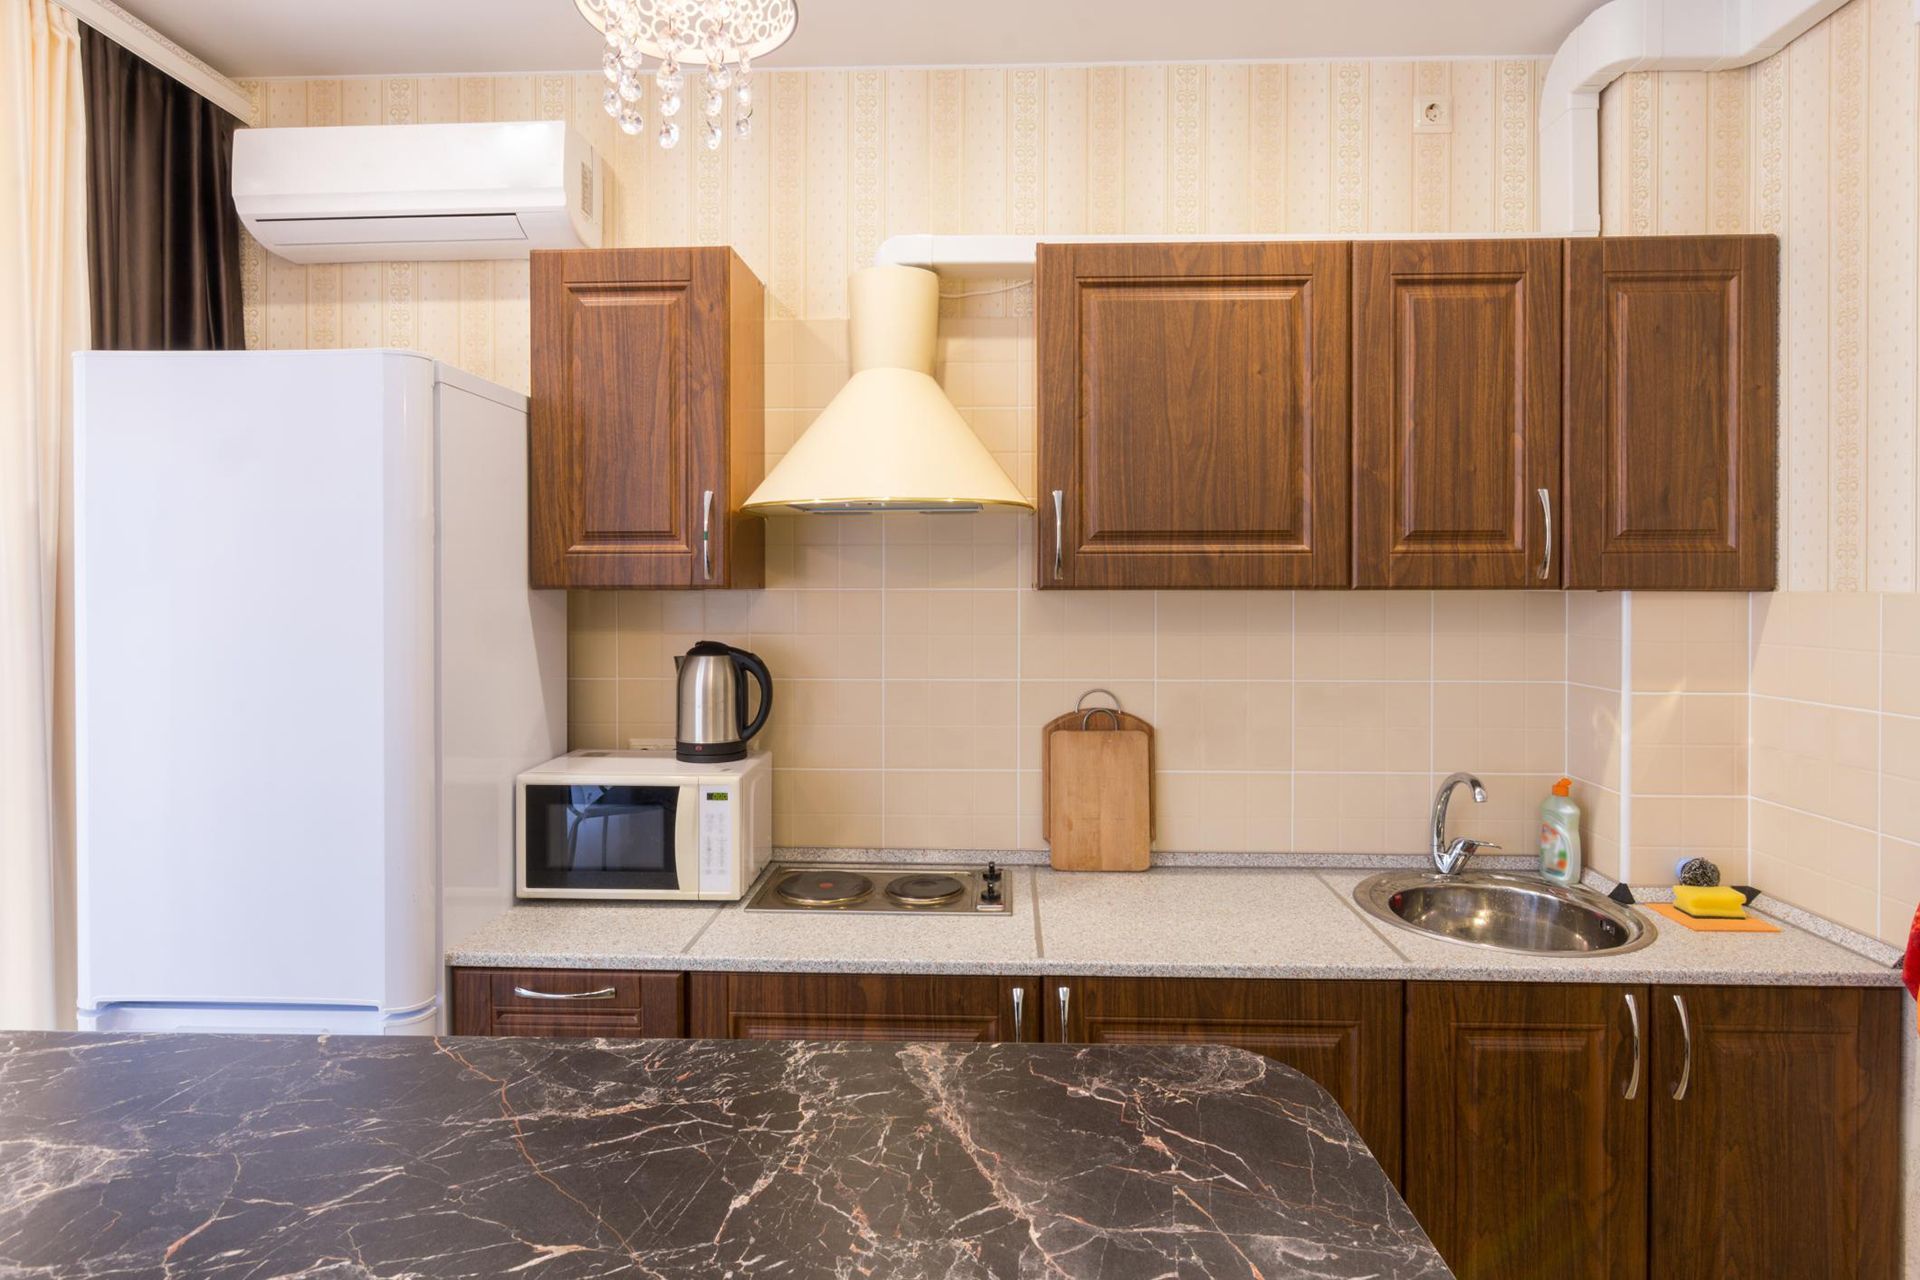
[{"left": 742, "top": 863, "right": 1010, "bottom": 915}]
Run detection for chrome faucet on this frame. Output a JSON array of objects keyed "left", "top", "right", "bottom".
[{"left": 1430, "top": 772, "right": 1499, "bottom": 876}]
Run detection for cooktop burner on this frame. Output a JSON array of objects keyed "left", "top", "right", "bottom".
[
  {"left": 774, "top": 870, "right": 875, "bottom": 907},
  {"left": 746, "top": 863, "right": 1010, "bottom": 915},
  {"left": 885, "top": 873, "right": 965, "bottom": 906}
]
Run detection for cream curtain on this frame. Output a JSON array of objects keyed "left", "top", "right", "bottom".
[{"left": 0, "top": 0, "right": 89, "bottom": 1030}]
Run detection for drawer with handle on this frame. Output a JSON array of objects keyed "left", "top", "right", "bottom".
[{"left": 452, "top": 968, "right": 685, "bottom": 1038}]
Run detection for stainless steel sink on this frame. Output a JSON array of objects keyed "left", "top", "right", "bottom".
[{"left": 1353, "top": 870, "right": 1656, "bottom": 956}]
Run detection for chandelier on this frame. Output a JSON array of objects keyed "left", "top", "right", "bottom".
[{"left": 572, "top": 0, "right": 798, "bottom": 150}]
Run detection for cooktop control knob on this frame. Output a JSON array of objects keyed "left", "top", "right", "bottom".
[
  {"left": 983, "top": 861, "right": 1001, "bottom": 883},
  {"left": 980, "top": 879, "right": 1002, "bottom": 905}
]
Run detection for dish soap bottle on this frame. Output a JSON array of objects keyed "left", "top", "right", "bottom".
[{"left": 1539, "top": 778, "right": 1582, "bottom": 887}]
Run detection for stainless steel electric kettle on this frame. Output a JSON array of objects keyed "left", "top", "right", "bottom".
[{"left": 674, "top": 641, "right": 773, "bottom": 763}]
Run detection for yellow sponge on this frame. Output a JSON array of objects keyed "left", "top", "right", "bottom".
[{"left": 1673, "top": 885, "right": 1747, "bottom": 919}]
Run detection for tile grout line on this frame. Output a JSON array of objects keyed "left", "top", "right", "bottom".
[
  {"left": 879, "top": 518, "right": 888, "bottom": 846},
  {"left": 1620, "top": 591, "right": 1634, "bottom": 885},
  {"left": 1746, "top": 589, "right": 1756, "bottom": 890},
  {"left": 1289, "top": 590, "right": 1297, "bottom": 853}
]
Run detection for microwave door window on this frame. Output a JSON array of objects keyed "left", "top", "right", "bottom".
[{"left": 525, "top": 785, "right": 682, "bottom": 891}]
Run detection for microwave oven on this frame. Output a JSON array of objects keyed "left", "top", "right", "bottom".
[{"left": 515, "top": 749, "right": 772, "bottom": 901}]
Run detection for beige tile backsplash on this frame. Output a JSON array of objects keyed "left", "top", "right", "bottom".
[
  {"left": 1599, "top": 0, "right": 1920, "bottom": 942},
  {"left": 237, "top": 14, "right": 1920, "bottom": 940}
]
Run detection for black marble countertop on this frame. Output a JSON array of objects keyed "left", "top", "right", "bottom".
[{"left": 0, "top": 1031, "right": 1449, "bottom": 1278}]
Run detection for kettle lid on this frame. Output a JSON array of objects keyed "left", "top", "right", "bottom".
[{"left": 685, "top": 640, "right": 735, "bottom": 658}]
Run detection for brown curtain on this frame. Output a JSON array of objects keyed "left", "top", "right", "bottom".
[{"left": 79, "top": 26, "right": 243, "bottom": 350}]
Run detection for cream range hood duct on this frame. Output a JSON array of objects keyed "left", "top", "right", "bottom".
[{"left": 742, "top": 266, "right": 1032, "bottom": 515}]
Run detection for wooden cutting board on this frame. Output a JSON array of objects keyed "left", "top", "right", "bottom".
[
  {"left": 1044, "top": 710, "right": 1153, "bottom": 872},
  {"left": 1040, "top": 709, "right": 1155, "bottom": 842}
]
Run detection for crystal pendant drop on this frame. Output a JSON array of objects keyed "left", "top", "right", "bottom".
[{"left": 582, "top": 0, "right": 795, "bottom": 151}]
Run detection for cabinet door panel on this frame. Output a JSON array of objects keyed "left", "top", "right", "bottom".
[
  {"left": 1651, "top": 986, "right": 1899, "bottom": 1279},
  {"left": 1564, "top": 236, "right": 1776, "bottom": 589},
  {"left": 1037, "top": 241, "right": 1349, "bottom": 588},
  {"left": 1049, "top": 976, "right": 1401, "bottom": 1183},
  {"left": 1353, "top": 240, "right": 1560, "bottom": 587},
  {"left": 1405, "top": 982, "right": 1647, "bottom": 1280},
  {"left": 689, "top": 972, "right": 1034, "bottom": 1044},
  {"left": 531, "top": 248, "right": 762, "bottom": 588}
]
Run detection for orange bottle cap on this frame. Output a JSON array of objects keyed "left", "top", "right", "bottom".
[{"left": 1552, "top": 777, "right": 1572, "bottom": 797}]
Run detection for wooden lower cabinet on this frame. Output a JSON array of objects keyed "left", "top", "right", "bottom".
[
  {"left": 1404, "top": 982, "right": 1648, "bottom": 1280},
  {"left": 689, "top": 971, "right": 1035, "bottom": 1043},
  {"left": 1047, "top": 975, "right": 1403, "bottom": 1182},
  {"left": 1650, "top": 985, "right": 1900, "bottom": 1280},
  {"left": 447, "top": 966, "right": 1903, "bottom": 1277},
  {"left": 449, "top": 968, "right": 685, "bottom": 1038}
]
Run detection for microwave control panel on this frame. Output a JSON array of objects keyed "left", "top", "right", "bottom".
[{"left": 698, "top": 787, "right": 736, "bottom": 894}]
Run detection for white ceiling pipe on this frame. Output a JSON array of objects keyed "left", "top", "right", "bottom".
[{"left": 1538, "top": 0, "right": 1850, "bottom": 235}]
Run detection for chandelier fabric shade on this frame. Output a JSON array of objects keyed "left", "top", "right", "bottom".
[{"left": 572, "top": 0, "right": 797, "bottom": 150}]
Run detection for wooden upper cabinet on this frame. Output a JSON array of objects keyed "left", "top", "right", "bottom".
[
  {"left": 1564, "top": 235, "right": 1778, "bottom": 589},
  {"left": 1036, "top": 241, "right": 1350, "bottom": 588},
  {"left": 530, "top": 247, "right": 764, "bottom": 589},
  {"left": 1404, "top": 982, "right": 1648, "bottom": 1280},
  {"left": 1650, "top": 985, "right": 1899, "bottom": 1280},
  {"left": 1353, "top": 239, "right": 1561, "bottom": 588}
]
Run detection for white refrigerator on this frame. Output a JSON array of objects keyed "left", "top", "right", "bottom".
[{"left": 73, "top": 350, "right": 566, "bottom": 1034}]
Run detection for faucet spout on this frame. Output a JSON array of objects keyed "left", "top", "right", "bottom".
[{"left": 1430, "top": 772, "right": 1498, "bottom": 875}]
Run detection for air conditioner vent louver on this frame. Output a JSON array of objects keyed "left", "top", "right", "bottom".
[{"left": 233, "top": 122, "right": 604, "bottom": 265}]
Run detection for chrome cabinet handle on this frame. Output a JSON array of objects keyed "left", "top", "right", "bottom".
[
  {"left": 1056, "top": 984, "right": 1071, "bottom": 1033},
  {"left": 512, "top": 985, "right": 617, "bottom": 1001},
  {"left": 1622, "top": 991, "right": 1641, "bottom": 1100},
  {"left": 1010, "top": 987, "right": 1025, "bottom": 1042},
  {"left": 1051, "top": 489, "right": 1065, "bottom": 581},
  {"left": 700, "top": 488, "right": 715, "bottom": 581},
  {"left": 1536, "top": 487, "right": 1553, "bottom": 581},
  {"left": 1671, "top": 992, "right": 1693, "bottom": 1100}
]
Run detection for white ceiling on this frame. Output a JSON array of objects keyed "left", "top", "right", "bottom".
[{"left": 116, "top": 0, "right": 1605, "bottom": 78}]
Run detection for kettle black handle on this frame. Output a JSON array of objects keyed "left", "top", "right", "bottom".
[{"left": 729, "top": 645, "right": 773, "bottom": 743}]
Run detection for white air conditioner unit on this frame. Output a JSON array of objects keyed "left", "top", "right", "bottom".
[{"left": 233, "top": 121, "right": 604, "bottom": 264}]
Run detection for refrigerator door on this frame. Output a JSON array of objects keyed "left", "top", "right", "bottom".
[
  {"left": 433, "top": 364, "right": 567, "bottom": 956},
  {"left": 74, "top": 350, "right": 440, "bottom": 1014}
]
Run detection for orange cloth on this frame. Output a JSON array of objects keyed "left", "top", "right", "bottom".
[{"left": 1645, "top": 903, "right": 1779, "bottom": 933}]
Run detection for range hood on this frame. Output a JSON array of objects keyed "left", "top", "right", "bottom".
[{"left": 742, "top": 266, "right": 1032, "bottom": 514}]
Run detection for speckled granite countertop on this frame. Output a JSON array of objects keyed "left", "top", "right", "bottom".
[
  {"left": 0, "top": 1032, "right": 1448, "bottom": 1279},
  {"left": 448, "top": 866, "right": 1901, "bottom": 987}
]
